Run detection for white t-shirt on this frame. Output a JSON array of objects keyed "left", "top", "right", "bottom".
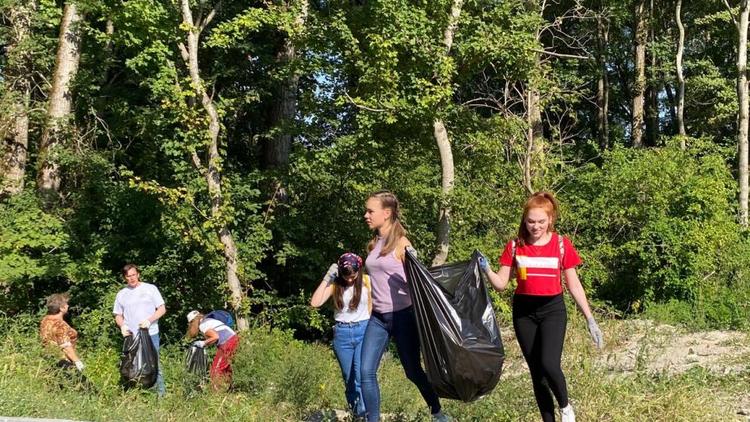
[
  {"left": 333, "top": 275, "right": 371, "bottom": 323},
  {"left": 199, "top": 318, "right": 236, "bottom": 345},
  {"left": 112, "top": 282, "right": 165, "bottom": 335}
]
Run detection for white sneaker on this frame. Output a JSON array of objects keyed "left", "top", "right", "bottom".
[
  {"left": 431, "top": 411, "right": 452, "bottom": 422},
  {"left": 561, "top": 404, "right": 576, "bottom": 422}
]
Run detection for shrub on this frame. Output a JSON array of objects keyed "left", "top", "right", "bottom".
[{"left": 564, "top": 142, "right": 750, "bottom": 328}]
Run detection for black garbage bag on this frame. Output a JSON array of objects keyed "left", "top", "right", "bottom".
[
  {"left": 119, "top": 328, "right": 158, "bottom": 389},
  {"left": 404, "top": 249, "right": 505, "bottom": 402},
  {"left": 185, "top": 345, "right": 209, "bottom": 376}
]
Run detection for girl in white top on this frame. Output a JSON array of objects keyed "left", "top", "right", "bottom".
[{"left": 311, "top": 253, "right": 371, "bottom": 418}]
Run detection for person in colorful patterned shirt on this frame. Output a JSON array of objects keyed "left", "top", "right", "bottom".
[
  {"left": 480, "top": 191, "right": 603, "bottom": 422},
  {"left": 40, "top": 293, "right": 90, "bottom": 388}
]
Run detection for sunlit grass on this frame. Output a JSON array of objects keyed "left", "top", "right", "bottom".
[{"left": 0, "top": 316, "right": 746, "bottom": 421}]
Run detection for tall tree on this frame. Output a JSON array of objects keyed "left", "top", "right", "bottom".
[
  {"left": 632, "top": 0, "right": 648, "bottom": 147},
  {"left": 645, "top": 0, "right": 658, "bottom": 145},
  {"left": 520, "top": 0, "right": 547, "bottom": 193},
  {"left": 178, "top": 0, "right": 248, "bottom": 330},
  {"left": 431, "top": 0, "right": 463, "bottom": 266},
  {"left": 37, "top": 1, "right": 83, "bottom": 201},
  {"left": 1, "top": 1, "right": 35, "bottom": 196},
  {"left": 596, "top": 3, "right": 610, "bottom": 149},
  {"left": 675, "top": 0, "right": 687, "bottom": 141},
  {"left": 725, "top": 0, "right": 750, "bottom": 227},
  {"left": 264, "top": 0, "right": 308, "bottom": 169}
]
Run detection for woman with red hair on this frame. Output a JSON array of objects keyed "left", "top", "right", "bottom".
[{"left": 480, "top": 191, "right": 603, "bottom": 422}]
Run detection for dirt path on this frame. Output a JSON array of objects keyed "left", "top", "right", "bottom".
[
  {"left": 598, "top": 320, "right": 750, "bottom": 420},
  {"left": 601, "top": 320, "right": 749, "bottom": 375}
]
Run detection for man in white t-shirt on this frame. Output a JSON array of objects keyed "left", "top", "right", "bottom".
[{"left": 113, "top": 263, "right": 166, "bottom": 396}]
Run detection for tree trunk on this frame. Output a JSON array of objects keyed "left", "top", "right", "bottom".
[
  {"left": 264, "top": 0, "right": 308, "bottom": 169},
  {"left": 180, "top": 0, "right": 249, "bottom": 330},
  {"left": 675, "top": 0, "right": 686, "bottom": 143},
  {"left": 596, "top": 11, "right": 610, "bottom": 150},
  {"left": 525, "top": 86, "right": 544, "bottom": 193},
  {"left": 1, "top": 2, "right": 35, "bottom": 196},
  {"left": 432, "top": 119, "right": 454, "bottom": 266},
  {"left": 37, "top": 1, "right": 82, "bottom": 202},
  {"left": 735, "top": 1, "right": 750, "bottom": 227},
  {"left": 632, "top": 0, "right": 647, "bottom": 147},
  {"left": 645, "top": 0, "right": 658, "bottom": 146},
  {"left": 431, "top": 0, "right": 463, "bottom": 266},
  {"left": 522, "top": 0, "right": 546, "bottom": 191}
]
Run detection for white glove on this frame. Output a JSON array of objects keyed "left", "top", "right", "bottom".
[
  {"left": 74, "top": 360, "right": 85, "bottom": 371},
  {"left": 324, "top": 263, "right": 338, "bottom": 283},
  {"left": 193, "top": 340, "right": 206, "bottom": 348},
  {"left": 587, "top": 316, "right": 604, "bottom": 349},
  {"left": 405, "top": 246, "right": 418, "bottom": 258},
  {"left": 120, "top": 325, "right": 131, "bottom": 337},
  {"left": 138, "top": 319, "right": 151, "bottom": 329}
]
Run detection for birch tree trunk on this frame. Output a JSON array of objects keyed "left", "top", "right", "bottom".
[
  {"left": 596, "top": 10, "right": 610, "bottom": 150},
  {"left": 431, "top": 0, "right": 463, "bottom": 266},
  {"left": 675, "top": 0, "right": 687, "bottom": 142},
  {"left": 37, "top": 1, "right": 82, "bottom": 202},
  {"left": 179, "top": 0, "right": 248, "bottom": 330},
  {"left": 1, "top": 1, "right": 35, "bottom": 196},
  {"left": 645, "top": 0, "right": 659, "bottom": 146},
  {"left": 730, "top": 0, "right": 750, "bottom": 227},
  {"left": 632, "top": 0, "right": 647, "bottom": 147},
  {"left": 524, "top": 85, "right": 544, "bottom": 193}
]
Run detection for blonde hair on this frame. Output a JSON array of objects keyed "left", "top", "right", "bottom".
[
  {"left": 366, "top": 190, "right": 408, "bottom": 256},
  {"left": 517, "top": 191, "right": 559, "bottom": 246}
]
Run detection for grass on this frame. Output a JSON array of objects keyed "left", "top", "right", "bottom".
[{"left": 0, "top": 315, "right": 747, "bottom": 421}]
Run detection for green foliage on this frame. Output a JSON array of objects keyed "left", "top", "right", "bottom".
[
  {"left": 0, "top": 192, "right": 74, "bottom": 313},
  {"left": 3, "top": 0, "right": 750, "bottom": 347},
  {"left": 564, "top": 142, "right": 750, "bottom": 328}
]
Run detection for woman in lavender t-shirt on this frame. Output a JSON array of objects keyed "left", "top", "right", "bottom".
[{"left": 359, "top": 190, "right": 448, "bottom": 422}]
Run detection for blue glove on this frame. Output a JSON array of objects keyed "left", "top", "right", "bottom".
[{"left": 478, "top": 256, "right": 490, "bottom": 273}]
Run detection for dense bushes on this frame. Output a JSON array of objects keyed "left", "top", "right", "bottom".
[
  {"left": 564, "top": 143, "right": 750, "bottom": 329},
  {"left": 2, "top": 143, "right": 749, "bottom": 334}
]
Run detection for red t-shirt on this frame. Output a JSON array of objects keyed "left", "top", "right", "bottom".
[{"left": 499, "top": 233, "right": 582, "bottom": 296}]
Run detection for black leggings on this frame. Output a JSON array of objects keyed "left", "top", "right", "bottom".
[{"left": 513, "top": 294, "right": 568, "bottom": 422}]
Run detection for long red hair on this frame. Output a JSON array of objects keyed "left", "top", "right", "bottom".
[{"left": 517, "top": 191, "right": 559, "bottom": 246}]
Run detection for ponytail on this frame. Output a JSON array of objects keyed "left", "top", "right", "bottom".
[{"left": 366, "top": 190, "right": 408, "bottom": 256}]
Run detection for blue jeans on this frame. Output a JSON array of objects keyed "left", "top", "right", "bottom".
[
  {"left": 332, "top": 320, "right": 368, "bottom": 417},
  {"left": 360, "top": 307, "right": 440, "bottom": 422},
  {"left": 150, "top": 333, "right": 166, "bottom": 396}
]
